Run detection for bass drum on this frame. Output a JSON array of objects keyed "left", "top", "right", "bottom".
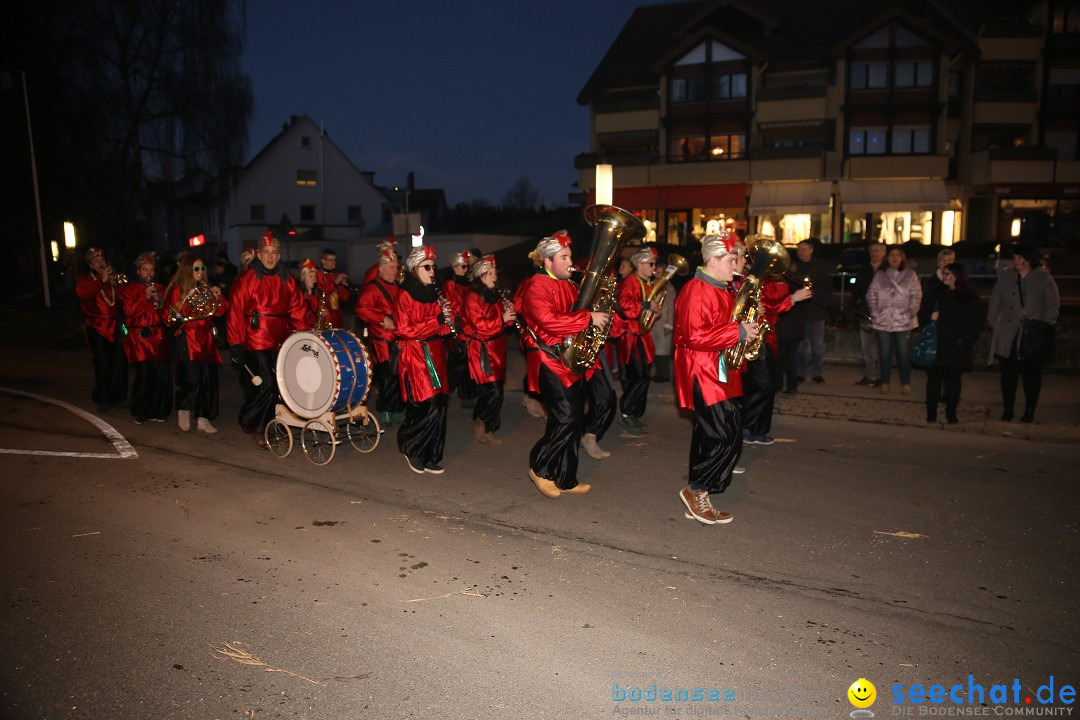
[{"left": 276, "top": 329, "right": 372, "bottom": 419}]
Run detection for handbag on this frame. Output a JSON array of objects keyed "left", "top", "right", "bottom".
[
  {"left": 1015, "top": 275, "right": 1056, "bottom": 364},
  {"left": 909, "top": 320, "right": 938, "bottom": 368}
]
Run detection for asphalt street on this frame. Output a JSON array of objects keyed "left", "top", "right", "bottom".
[{"left": 0, "top": 346, "right": 1077, "bottom": 719}]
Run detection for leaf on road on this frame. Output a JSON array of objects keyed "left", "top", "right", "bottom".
[
  {"left": 209, "top": 642, "right": 324, "bottom": 686},
  {"left": 874, "top": 531, "right": 929, "bottom": 539},
  {"left": 404, "top": 587, "right": 485, "bottom": 603}
]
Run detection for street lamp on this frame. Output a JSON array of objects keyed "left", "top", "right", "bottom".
[
  {"left": 64, "top": 221, "right": 76, "bottom": 249},
  {"left": 595, "top": 164, "right": 613, "bottom": 206}
]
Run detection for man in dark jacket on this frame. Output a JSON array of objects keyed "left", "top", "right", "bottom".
[{"left": 791, "top": 239, "right": 833, "bottom": 384}]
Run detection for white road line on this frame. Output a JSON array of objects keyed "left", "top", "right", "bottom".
[{"left": 0, "top": 387, "right": 138, "bottom": 459}]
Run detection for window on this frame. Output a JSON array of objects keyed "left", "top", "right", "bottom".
[
  {"left": 1047, "top": 67, "right": 1080, "bottom": 98},
  {"left": 1052, "top": 3, "right": 1080, "bottom": 33},
  {"left": 347, "top": 205, "right": 364, "bottom": 224},
  {"left": 1045, "top": 130, "right": 1078, "bottom": 161},
  {"left": 712, "top": 73, "right": 747, "bottom": 99},
  {"left": 850, "top": 63, "right": 889, "bottom": 90},
  {"left": 849, "top": 127, "right": 888, "bottom": 155},
  {"left": 892, "top": 126, "right": 932, "bottom": 154},
  {"left": 672, "top": 135, "right": 706, "bottom": 161},
  {"left": 296, "top": 169, "right": 318, "bottom": 187},
  {"left": 670, "top": 77, "right": 705, "bottom": 103},
  {"left": 709, "top": 133, "right": 746, "bottom": 159},
  {"left": 895, "top": 61, "right": 934, "bottom": 88},
  {"left": 301, "top": 136, "right": 311, "bottom": 148},
  {"left": 250, "top": 204, "right": 265, "bottom": 222},
  {"left": 299, "top": 205, "right": 315, "bottom": 223}
]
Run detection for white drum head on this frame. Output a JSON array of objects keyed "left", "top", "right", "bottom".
[{"left": 276, "top": 331, "right": 336, "bottom": 418}]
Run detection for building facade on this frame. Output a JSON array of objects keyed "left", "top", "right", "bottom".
[{"left": 576, "top": 0, "right": 1080, "bottom": 249}]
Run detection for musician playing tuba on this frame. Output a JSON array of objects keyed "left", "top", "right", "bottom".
[
  {"left": 672, "top": 232, "right": 759, "bottom": 525},
  {"left": 519, "top": 230, "right": 610, "bottom": 499},
  {"left": 164, "top": 253, "right": 228, "bottom": 433}
]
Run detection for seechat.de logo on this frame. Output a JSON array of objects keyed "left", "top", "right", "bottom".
[{"left": 849, "top": 678, "right": 877, "bottom": 718}]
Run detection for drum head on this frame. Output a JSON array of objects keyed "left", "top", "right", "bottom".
[{"left": 276, "top": 331, "right": 336, "bottom": 418}]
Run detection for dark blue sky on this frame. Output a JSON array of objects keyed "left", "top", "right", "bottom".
[{"left": 242, "top": 1, "right": 649, "bottom": 208}]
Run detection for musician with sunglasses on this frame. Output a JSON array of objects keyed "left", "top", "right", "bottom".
[
  {"left": 394, "top": 245, "right": 453, "bottom": 474},
  {"left": 226, "top": 232, "right": 309, "bottom": 448}
]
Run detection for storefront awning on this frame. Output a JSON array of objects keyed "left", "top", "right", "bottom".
[
  {"left": 838, "top": 180, "right": 949, "bottom": 214},
  {"left": 590, "top": 183, "right": 748, "bottom": 209},
  {"left": 748, "top": 181, "right": 832, "bottom": 216}
]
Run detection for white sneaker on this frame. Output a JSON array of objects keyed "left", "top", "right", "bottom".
[
  {"left": 196, "top": 417, "right": 217, "bottom": 434},
  {"left": 581, "top": 432, "right": 610, "bottom": 459},
  {"left": 177, "top": 410, "right": 190, "bottom": 432},
  {"left": 732, "top": 465, "right": 746, "bottom": 475}
]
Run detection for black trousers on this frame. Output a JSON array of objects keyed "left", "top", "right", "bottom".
[
  {"left": 474, "top": 380, "right": 504, "bottom": 433},
  {"left": 777, "top": 336, "right": 801, "bottom": 392},
  {"left": 176, "top": 360, "right": 219, "bottom": 421},
  {"left": 925, "top": 365, "right": 963, "bottom": 421},
  {"left": 619, "top": 337, "right": 651, "bottom": 418},
  {"left": 688, "top": 379, "right": 743, "bottom": 493},
  {"left": 238, "top": 349, "right": 278, "bottom": 435},
  {"left": 530, "top": 364, "right": 585, "bottom": 490},
  {"left": 373, "top": 356, "right": 404, "bottom": 414},
  {"left": 398, "top": 391, "right": 447, "bottom": 466},
  {"left": 87, "top": 327, "right": 127, "bottom": 406},
  {"left": 584, "top": 368, "right": 616, "bottom": 441},
  {"left": 742, "top": 345, "right": 778, "bottom": 437},
  {"left": 446, "top": 339, "right": 477, "bottom": 401},
  {"left": 130, "top": 359, "right": 172, "bottom": 421},
  {"left": 999, "top": 352, "right": 1043, "bottom": 415}
]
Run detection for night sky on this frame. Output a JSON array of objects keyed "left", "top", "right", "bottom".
[{"left": 242, "top": 0, "right": 649, "bottom": 209}]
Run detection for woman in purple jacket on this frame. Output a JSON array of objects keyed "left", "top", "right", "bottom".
[{"left": 867, "top": 246, "right": 922, "bottom": 395}]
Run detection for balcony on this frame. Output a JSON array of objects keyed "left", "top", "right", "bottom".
[
  {"left": 844, "top": 154, "right": 950, "bottom": 180},
  {"left": 750, "top": 147, "right": 826, "bottom": 181},
  {"left": 969, "top": 147, "right": 1056, "bottom": 186}
]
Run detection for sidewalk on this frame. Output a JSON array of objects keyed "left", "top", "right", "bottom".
[{"left": 770, "top": 362, "right": 1080, "bottom": 445}]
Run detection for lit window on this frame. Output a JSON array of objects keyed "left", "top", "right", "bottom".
[
  {"left": 296, "top": 169, "right": 318, "bottom": 187},
  {"left": 849, "top": 127, "right": 888, "bottom": 155}
]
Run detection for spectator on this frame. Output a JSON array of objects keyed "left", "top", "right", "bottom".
[
  {"left": 852, "top": 242, "right": 886, "bottom": 386},
  {"left": 924, "top": 263, "right": 983, "bottom": 424},
  {"left": 918, "top": 247, "right": 956, "bottom": 329},
  {"left": 867, "top": 247, "right": 922, "bottom": 395},
  {"left": 791, "top": 239, "right": 833, "bottom": 384}
]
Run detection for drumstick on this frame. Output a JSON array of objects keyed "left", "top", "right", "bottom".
[{"left": 243, "top": 364, "right": 263, "bottom": 386}]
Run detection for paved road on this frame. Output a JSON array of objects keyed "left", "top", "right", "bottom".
[{"left": 0, "top": 347, "right": 1077, "bottom": 719}]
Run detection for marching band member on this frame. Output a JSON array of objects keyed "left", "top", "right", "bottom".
[
  {"left": 616, "top": 246, "right": 659, "bottom": 431},
  {"left": 514, "top": 256, "right": 549, "bottom": 420},
  {"left": 76, "top": 246, "right": 128, "bottom": 413},
  {"left": 443, "top": 250, "right": 476, "bottom": 408},
  {"left": 226, "top": 232, "right": 309, "bottom": 448},
  {"left": 355, "top": 246, "right": 405, "bottom": 428},
  {"left": 673, "top": 233, "right": 758, "bottom": 525},
  {"left": 120, "top": 252, "right": 171, "bottom": 425},
  {"left": 462, "top": 254, "right": 515, "bottom": 444},
  {"left": 519, "top": 231, "right": 609, "bottom": 499},
  {"left": 395, "top": 245, "right": 452, "bottom": 474},
  {"left": 165, "top": 254, "right": 227, "bottom": 433},
  {"left": 315, "top": 248, "right": 351, "bottom": 328},
  {"left": 298, "top": 259, "right": 321, "bottom": 323},
  {"left": 362, "top": 236, "right": 398, "bottom": 285}
]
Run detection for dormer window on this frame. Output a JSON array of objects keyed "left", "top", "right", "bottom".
[
  {"left": 669, "top": 40, "right": 748, "bottom": 104},
  {"left": 847, "top": 22, "right": 935, "bottom": 92}
]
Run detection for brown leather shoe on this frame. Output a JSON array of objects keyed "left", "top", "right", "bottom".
[
  {"left": 678, "top": 486, "right": 733, "bottom": 524},
  {"left": 252, "top": 433, "right": 269, "bottom": 450},
  {"left": 562, "top": 482, "right": 591, "bottom": 495},
  {"left": 484, "top": 431, "right": 503, "bottom": 445},
  {"left": 473, "top": 420, "right": 490, "bottom": 444},
  {"left": 529, "top": 469, "right": 560, "bottom": 498}
]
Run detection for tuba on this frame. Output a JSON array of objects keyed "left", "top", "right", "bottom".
[
  {"left": 724, "top": 235, "right": 790, "bottom": 367},
  {"left": 561, "top": 205, "right": 646, "bottom": 374},
  {"left": 169, "top": 281, "right": 221, "bottom": 325},
  {"left": 638, "top": 253, "right": 689, "bottom": 333}
]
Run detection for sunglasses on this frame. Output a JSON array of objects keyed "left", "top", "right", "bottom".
[
  {"left": 417, "top": 264, "right": 435, "bottom": 272},
  {"left": 193, "top": 265, "right": 207, "bottom": 271}
]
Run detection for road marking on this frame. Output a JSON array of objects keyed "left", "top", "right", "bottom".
[{"left": 0, "top": 387, "right": 138, "bottom": 459}]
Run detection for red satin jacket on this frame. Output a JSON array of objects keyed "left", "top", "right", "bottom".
[
  {"left": 355, "top": 277, "right": 400, "bottom": 364},
  {"left": 462, "top": 289, "right": 509, "bottom": 383},
  {"left": 315, "top": 269, "right": 350, "bottom": 328},
  {"left": 617, "top": 273, "right": 656, "bottom": 365},
  {"left": 673, "top": 274, "right": 743, "bottom": 409},
  {"left": 226, "top": 267, "right": 309, "bottom": 351},
  {"left": 164, "top": 285, "right": 227, "bottom": 364},
  {"left": 76, "top": 274, "right": 122, "bottom": 342},
  {"left": 760, "top": 277, "right": 794, "bottom": 357},
  {"left": 393, "top": 283, "right": 450, "bottom": 403},
  {"left": 519, "top": 271, "right": 591, "bottom": 390},
  {"left": 120, "top": 282, "right": 170, "bottom": 362}
]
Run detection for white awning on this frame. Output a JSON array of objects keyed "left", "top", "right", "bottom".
[
  {"left": 839, "top": 180, "right": 949, "bottom": 214},
  {"left": 748, "top": 181, "right": 832, "bottom": 216}
]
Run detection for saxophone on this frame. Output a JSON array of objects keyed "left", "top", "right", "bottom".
[
  {"left": 725, "top": 235, "right": 790, "bottom": 367},
  {"left": 560, "top": 205, "right": 646, "bottom": 374}
]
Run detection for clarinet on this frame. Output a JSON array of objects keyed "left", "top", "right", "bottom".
[
  {"left": 498, "top": 287, "right": 527, "bottom": 336},
  {"left": 434, "top": 285, "right": 458, "bottom": 338}
]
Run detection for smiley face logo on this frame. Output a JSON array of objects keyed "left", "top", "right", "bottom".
[{"left": 848, "top": 678, "right": 877, "bottom": 709}]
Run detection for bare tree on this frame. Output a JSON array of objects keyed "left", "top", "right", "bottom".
[{"left": 502, "top": 177, "right": 541, "bottom": 212}]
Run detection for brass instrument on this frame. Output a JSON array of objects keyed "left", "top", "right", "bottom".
[
  {"left": 434, "top": 285, "right": 457, "bottom": 338},
  {"left": 145, "top": 282, "right": 163, "bottom": 310},
  {"left": 169, "top": 281, "right": 221, "bottom": 325},
  {"left": 561, "top": 205, "right": 646, "bottom": 374},
  {"left": 638, "top": 253, "right": 690, "bottom": 333},
  {"left": 312, "top": 288, "right": 332, "bottom": 332},
  {"left": 107, "top": 270, "right": 128, "bottom": 285},
  {"left": 725, "top": 235, "right": 790, "bottom": 367}
]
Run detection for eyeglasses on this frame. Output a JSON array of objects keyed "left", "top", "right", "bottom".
[
  {"left": 418, "top": 264, "right": 435, "bottom": 272},
  {"left": 642, "top": 261, "right": 656, "bottom": 266},
  {"left": 193, "top": 265, "right": 206, "bottom": 271}
]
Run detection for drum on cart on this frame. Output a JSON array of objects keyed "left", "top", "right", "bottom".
[{"left": 276, "top": 329, "right": 372, "bottom": 419}]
